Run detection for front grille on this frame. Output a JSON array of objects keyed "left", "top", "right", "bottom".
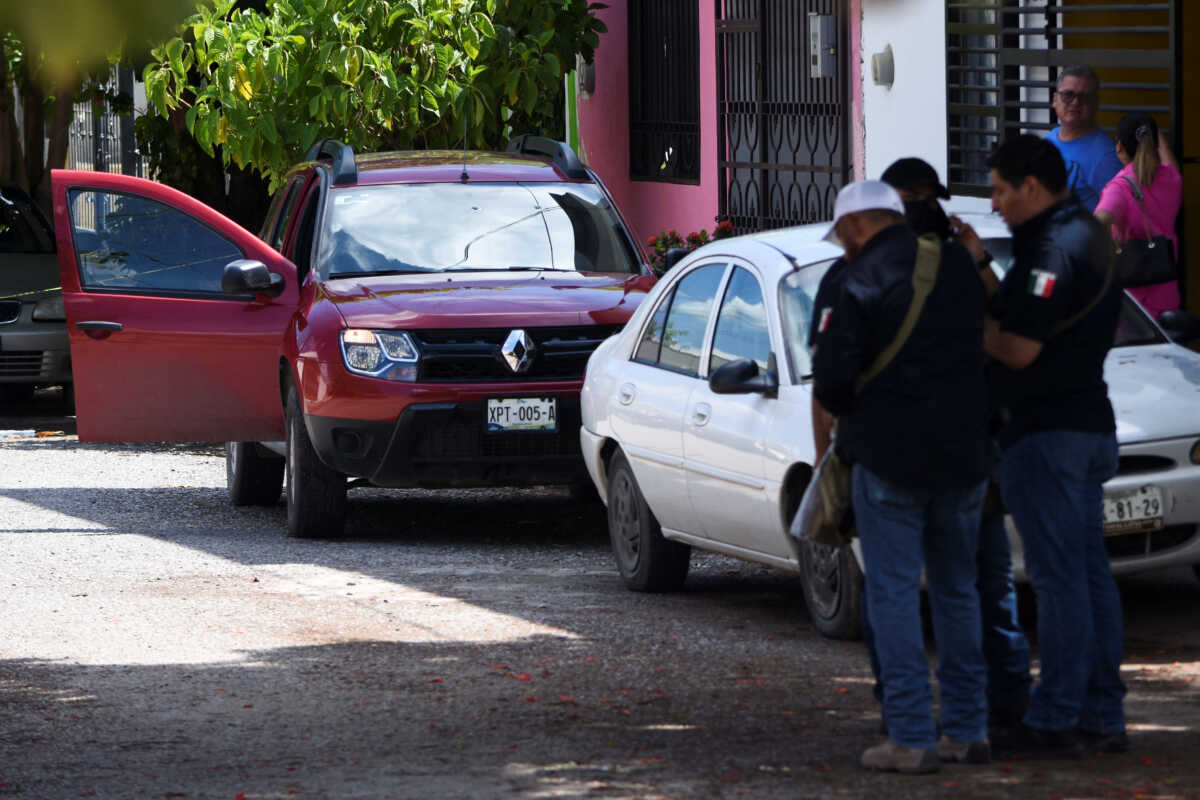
[
  {"left": 1116, "top": 455, "right": 1176, "bottom": 476},
  {"left": 413, "top": 325, "right": 622, "bottom": 382},
  {"left": 0, "top": 301, "right": 20, "bottom": 324},
  {"left": 0, "top": 351, "right": 45, "bottom": 377},
  {"left": 1106, "top": 524, "right": 1197, "bottom": 560}
]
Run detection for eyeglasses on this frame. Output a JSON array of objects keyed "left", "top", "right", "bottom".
[{"left": 1056, "top": 90, "right": 1096, "bottom": 106}]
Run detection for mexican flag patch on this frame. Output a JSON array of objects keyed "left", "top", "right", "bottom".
[
  {"left": 1028, "top": 269, "right": 1057, "bottom": 298},
  {"left": 818, "top": 307, "right": 833, "bottom": 333}
]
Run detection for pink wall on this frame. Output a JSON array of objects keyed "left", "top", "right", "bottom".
[{"left": 578, "top": 3, "right": 719, "bottom": 258}]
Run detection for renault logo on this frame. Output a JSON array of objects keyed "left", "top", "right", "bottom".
[{"left": 500, "top": 329, "right": 536, "bottom": 374}]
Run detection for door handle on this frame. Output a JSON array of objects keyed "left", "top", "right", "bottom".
[
  {"left": 691, "top": 403, "right": 711, "bottom": 427},
  {"left": 618, "top": 383, "right": 636, "bottom": 405},
  {"left": 75, "top": 321, "right": 123, "bottom": 332}
]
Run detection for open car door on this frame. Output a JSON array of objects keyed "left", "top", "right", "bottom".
[{"left": 51, "top": 170, "right": 298, "bottom": 442}]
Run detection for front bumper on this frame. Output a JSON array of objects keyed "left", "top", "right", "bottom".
[
  {"left": 0, "top": 320, "right": 71, "bottom": 384},
  {"left": 1007, "top": 435, "right": 1200, "bottom": 580},
  {"left": 305, "top": 397, "right": 588, "bottom": 488}
]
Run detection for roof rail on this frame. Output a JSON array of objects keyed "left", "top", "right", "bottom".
[
  {"left": 506, "top": 134, "right": 589, "bottom": 180},
  {"left": 303, "top": 138, "right": 357, "bottom": 186}
]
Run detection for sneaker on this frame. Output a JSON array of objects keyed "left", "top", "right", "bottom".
[
  {"left": 992, "top": 723, "right": 1083, "bottom": 760},
  {"left": 1079, "top": 729, "right": 1130, "bottom": 754},
  {"left": 861, "top": 739, "right": 940, "bottom": 774},
  {"left": 937, "top": 735, "right": 991, "bottom": 764}
]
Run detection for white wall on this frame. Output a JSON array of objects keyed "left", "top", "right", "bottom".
[{"left": 860, "top": 0, "right": 949, "bottom": 185}]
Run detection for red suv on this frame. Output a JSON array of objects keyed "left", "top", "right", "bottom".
[{"left": 52, "top": 136, "right": 654, "bottom": 537}]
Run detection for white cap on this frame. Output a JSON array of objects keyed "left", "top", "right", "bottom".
[{"left": 823, "top": 180, "right": 906, "bottom": 244}]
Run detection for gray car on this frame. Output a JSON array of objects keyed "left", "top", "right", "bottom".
[{"left": 0, "top": 185, "right": 70, "bottom": 402}]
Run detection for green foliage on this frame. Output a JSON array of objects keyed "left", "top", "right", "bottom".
[{"left": 143, "top": 0, "right": 607, "bottom": 191}]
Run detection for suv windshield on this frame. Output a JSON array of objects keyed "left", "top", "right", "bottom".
[{"left": 320, "top": 182, "right": 640, "bottom": 278}]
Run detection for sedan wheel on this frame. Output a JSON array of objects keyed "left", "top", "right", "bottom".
[
  {"left": 799, "top": 539, "right": 863, "bottom": 640},
  {"left": 606, "top": 450, "right": 689, "bottom": 592},
  {"left": 285, "top": 386, "right": 347, "bottom": 538},
  {"left": 225, "top": 441, "right": 284, "bottom": 506}
]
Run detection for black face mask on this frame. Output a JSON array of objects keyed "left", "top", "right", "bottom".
[{"left": 904, "top": 199, "right": 952, "bottom": 240}]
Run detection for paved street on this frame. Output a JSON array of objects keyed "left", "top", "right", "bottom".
[{"left": 1, "top": 395, "right": 1199, "bottom": 799}]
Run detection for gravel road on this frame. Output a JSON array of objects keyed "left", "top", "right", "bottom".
[{"left": 1, "top": 397, "right": 1198, "bottom": 799}]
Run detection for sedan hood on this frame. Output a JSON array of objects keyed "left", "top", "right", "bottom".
[
  {"left": 322, "top": 271, "right": 653, "bottom": 329},
  {"left": 1108, "top": 344, "right": 1200, "bottom": 443},
  {"left": 0, "top": 252, "right": 60, "bottom": 298}
]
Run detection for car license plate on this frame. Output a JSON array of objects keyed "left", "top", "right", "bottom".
[
  {"left": 486, "top": 397, "right": 556, "bottom": 432},
  {"left": 1103, "top": 486, "right": 1164, "bottom": 534}
]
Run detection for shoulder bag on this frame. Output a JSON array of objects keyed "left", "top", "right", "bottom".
[
  {"left": 1113, "top": 175, "right": 1176, "bottom": 288},
  {"left": 790, "top": 234, "right": 942, "bottom": 550}
]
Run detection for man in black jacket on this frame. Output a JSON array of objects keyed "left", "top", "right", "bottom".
[
  {"left": 985, "top": 135, "right": 1126, "bottom": 758},
  {"left": 814, "top": 180, "right": 991, "bottom": 773}
]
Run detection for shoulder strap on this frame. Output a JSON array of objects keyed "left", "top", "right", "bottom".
[
  {"left": 855, "top": 234, "right": 941, "bottom": 394},
  {"left": 1049, "top": 240, "right": 1115, "bottom": 338},
  {"left": 1122, "top": 175, "right": 1158, "bottom": 238}
]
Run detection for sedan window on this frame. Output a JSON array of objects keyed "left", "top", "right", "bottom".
[
  {"left": 709, "top": 266, "right": 771, "bottom": 373},
  {"left": 779, "top": 259, "right": 835, "bottom": 380},
  {"left": 68, "top": 190, "right": 242, "bottom": 294},
  {"left": 633, "top": 263, "right": 726, "bottom": 376}
]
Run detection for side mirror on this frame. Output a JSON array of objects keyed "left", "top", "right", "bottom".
[
  {"left": 709, "top": 357, "right": 779, "bottom": 398},
  {"left": 222, "top": 259, "right": 285, "bottom": 298},
  {"left": 1158, "top": 309, "right": 1200, "bottom": 344},
  {"left": 662, "top": 247, "right": 690, "bottom": 273}
]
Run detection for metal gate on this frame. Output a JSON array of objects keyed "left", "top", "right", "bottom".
[
  {"left": 68, "top": 65, "right": 148, "bottom": 178},
  {"left": 947, "top": 1, "right": 1177, "bottom": 196},
  {"left": 715, "top": 0, "right": 850, "bottom": 234}
]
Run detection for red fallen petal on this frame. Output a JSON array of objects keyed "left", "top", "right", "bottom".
[
  {"left": 1140, "top": 756, "right": 1155, "bottom": 766},
  {"left": 941, "top": 782, "right": 958, "bottom": 788},
  {"left": 1033, "top": 770, "right": 1045, "bottom": 778},
  {"left": 515, "top": 673, "right": 532, "bottom": 681},
  {"left": 525, "top": 696, "right": 538, "bottom": 702},
  {"left": 837, "top": 688, "right": 850, "bottom": 694},
  {"left": 815, "top": 764, "right": 828, "bottom": 772},
  {"left": 428, "top": 723, "right": 436, "bottom": 729},
  {"left": 509, "top": 744, "right": 518, "bottom": 749},
  {"left": 236, "top": 795, "right": 246, "bottom": 800},
  {"left": 558, "top": 695, "right": 574, "bottom": 702},
  {"left": 585, "top": 657, "right": 598, "bottom": 663},
  {"left": 619, "top": 689, "right": 633, "bottom": 695},
  {"left": 428, "top": 678, "right": 443, "bottom": 683},
  {"left": 621, "top": 709, "right": 633, "bottom": 716},
  {"left": 489, "top": 664, "right": 508, "bottom": 670}
]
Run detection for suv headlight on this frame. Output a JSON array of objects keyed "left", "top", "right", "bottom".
[
  {"left": 32, "top": 294, "right": 65, "bottom": 321},
  {"left": 340, "top": 329, "right": 419, "bottom": 381}
]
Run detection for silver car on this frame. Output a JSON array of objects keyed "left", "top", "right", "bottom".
[{"left": 0, "top": 185, "right": 70, "bottom": 402}]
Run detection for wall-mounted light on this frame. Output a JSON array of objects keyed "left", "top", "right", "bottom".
[{"left": 872, "top": 44, "right": 894, "bottom": 88}]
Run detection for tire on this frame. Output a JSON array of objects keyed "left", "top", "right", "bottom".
[
  {"left": 799, "top": 540, "right": 863, "bottom": 640},
  {"left": 226, "top": 441, "right": 284, "bottom": 506},
  {"left": 606, "top": 450, "right": 690, "bottom": 592},
  {"left": 285, "top": 385, "right": 347, "bottom": 538}
]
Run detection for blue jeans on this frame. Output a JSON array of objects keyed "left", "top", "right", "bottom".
[
  {"left": 999, "top": 430, "right": 1126, "bottom": 734},
  {"left": 862, "top": 509, "right": 1032, "bottom": 726},
  {"left": 978, "top": 511, "right": 1033, "bottom": 717},
  {"left": 853, "top": 464, "right": 989, "bottom": 748}
]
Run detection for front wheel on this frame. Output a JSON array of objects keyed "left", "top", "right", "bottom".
[
  {"left": 226, "top": 442, "right": 284, "bottom": 506},
  {"left": 799, "top": 540, "right": 863, "bottom": 640},
  {"left": 606, "top": 450, "right": 690, "bottom": 592},
  {"left": 285, "top": 386, "right": 347, "bottom": 538}
]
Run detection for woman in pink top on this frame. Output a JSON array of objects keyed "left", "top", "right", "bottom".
[{"left": 1095, "top": 112, "right": 1182, "bottom": 318}]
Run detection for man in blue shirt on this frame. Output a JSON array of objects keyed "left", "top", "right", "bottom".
[{"left": 1045, "top": 65, "right": 1122, "bottom": 211}]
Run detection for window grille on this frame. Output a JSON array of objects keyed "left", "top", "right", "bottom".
[
  {"left": 629, "top": 0, "right": 701, "bottom": 183},
  {"left": 947, "top": 1, "right": 1176, "bottom": 197}
]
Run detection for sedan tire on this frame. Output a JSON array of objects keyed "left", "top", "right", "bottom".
[
  {"left": 285, "top": 385, "right": 347, "bottom": 538},
  {"left": 606, "top": 450, "right": 690, "bottom": 592},
  {"left": 799, "top": 540, "right": 863, "bottom": 640},
  {"left": 225, "top": 442, "right": 284, "bottom": 506}
]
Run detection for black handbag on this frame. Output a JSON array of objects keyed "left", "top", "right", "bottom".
[{"left": 1114, "top": 176, "right": 1176, "bottom": 288}]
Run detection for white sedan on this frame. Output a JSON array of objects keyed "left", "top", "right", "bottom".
[{"left": 579, "top": 216, "right": 1200, "bottom": 640}]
